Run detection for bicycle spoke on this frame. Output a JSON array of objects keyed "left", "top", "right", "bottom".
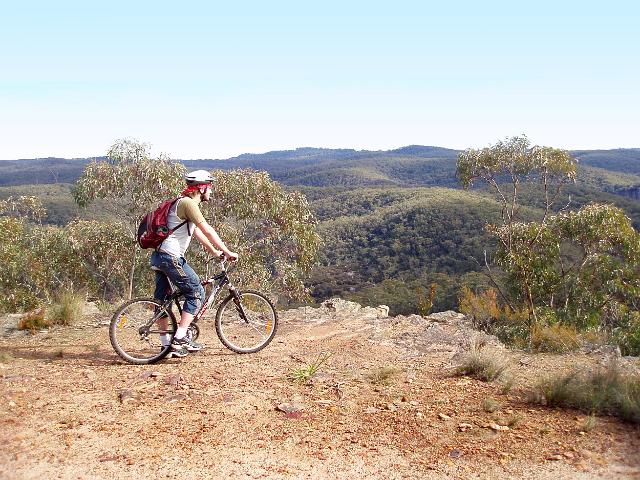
[
  {"left": 109, "top": 298, "right": 177, "bottom": 364},
  {"left": 216, "top": 291, "right": 278, "bottom": 353}
]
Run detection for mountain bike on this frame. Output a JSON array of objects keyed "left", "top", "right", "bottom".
[{"left": 109, "top": 255, "right": 278, "bottom": 365}]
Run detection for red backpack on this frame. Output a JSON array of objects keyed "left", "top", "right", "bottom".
[{"left": 137, "top": 198, "right": 188, "bottom": 249}]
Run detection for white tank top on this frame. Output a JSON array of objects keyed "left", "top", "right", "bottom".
[{"left": 158, "top": 199, "right": 193, "bottom": 257}]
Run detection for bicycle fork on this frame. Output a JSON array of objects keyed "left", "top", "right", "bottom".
[{"left": 229, "top": 286, "right": 249, "bottom": 323}]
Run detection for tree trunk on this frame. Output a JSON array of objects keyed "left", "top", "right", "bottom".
[{"left": 127, "top": 246, "right": 138, "bottom": 300}]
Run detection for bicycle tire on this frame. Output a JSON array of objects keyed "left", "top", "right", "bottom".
[
  {"left": 109, "top": 297, "right": 177, "bottom": 364},
  {"left": 215, "top": 290, "right": 278, "bottom": 354}
]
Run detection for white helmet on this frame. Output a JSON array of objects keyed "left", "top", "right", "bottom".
[{"left": 185, "top": 170, "right": 213, "bottom": 186}]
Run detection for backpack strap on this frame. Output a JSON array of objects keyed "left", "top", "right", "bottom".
[{"left": 168, "top": 197, "right": 190, "bottom": 235}]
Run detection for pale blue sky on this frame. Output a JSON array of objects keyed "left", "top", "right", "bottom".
[{"left": 1, "top": 0, "right": 638, "bottom": 159}]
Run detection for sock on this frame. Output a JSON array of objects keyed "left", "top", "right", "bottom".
[
  {"left": 174, "top": 327, "right": 188, "bottom": 340},
  {"left": 161, "top": 334, "right": 171, "bottom": 347}
]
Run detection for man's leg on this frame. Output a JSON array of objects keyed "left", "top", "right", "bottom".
[
  {"left": 153, "top": 270, "right": 173, "bottom": 348},
  {"left": 160, "top": 256, "right": 204, "bottom": 352},
  {"left": 150, "top": 251, "right": 190, "bottom": 357}
]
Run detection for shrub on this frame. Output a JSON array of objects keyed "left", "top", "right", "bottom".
[
  {"left": 535, "top": 363, "right": 640, "bottom": 424},
  {"left": 612, "top": 312, "right": 640, "bottom": 357},
  {"left": 531, "top": 323, "right": 581, "bottom": 353},
  {"left": 459, "top": 287, "right": 529, "bottom": 347},
  {"left": 17, "top": 308, "right": 50, "bottom": 333}
]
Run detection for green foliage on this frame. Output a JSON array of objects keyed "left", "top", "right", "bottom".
[
  {"left": 73, "top": 139, "right": 186, "bottom": 298},
  {"left": 416, "top": 283, "right": 437, "bottom": 316},
  {"left": 493, "top": 204, "right": 640, "bottom": 334},
  {"left": 73, "top": 140, "right": 320, "bottom": 301},
  {"left": 536, "top": 364, "right": 640, "bottom": 424},
  {"left": 458, "top": 287, "right": 530, "bottom": 347},
  {"left": 204, "top": 169, "right": 321, "bottom": 299},
  {"left": 457, "top": 135, "right": 576, "bottom": 191},
  {"left": 0, "top": 211, "right": 81, "bottom": 311},
  {"left": 611, "top": 311, "right": 640, "bottom": 357},
  {"left": 0, "top": 195, "right": 46, "bottom": 222},
  {"left": 65, "top": 220, "right": 137, "bottom": 299},
  {"left": 288, "top": 353, "right": 331, "bottom": 383},
  {"left": 457, "top": 137, "right": 639, "bottom": 354}
]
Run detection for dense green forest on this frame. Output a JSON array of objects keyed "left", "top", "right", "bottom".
[{"left": 2, "top": 146, "right": 639, "bottom": 315}]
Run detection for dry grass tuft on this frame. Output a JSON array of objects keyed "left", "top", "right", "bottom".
[
  {"left": 482, "top": 397, "right": 501, "bottom": 413},
  {"left": 535, "top": 363, "right": 640, "bottom": 424},
  {"left": 47, "top": 290, "right": 84, "bottom": 326},
  {"left": 455, "top": 344, "right": 509, "bottom": 382},
  {"left": 0, "top": 352, "right": 13, "bottom": 363},
  {"left": 531, "top": 324, "right": 581, "bottom": 353},
  {"left": 367, "top": 366, "right": 400, "bottom": 385}
]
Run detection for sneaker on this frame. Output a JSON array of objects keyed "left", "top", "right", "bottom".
[
  {"left": 171, "top": 336, "right": 203, "bottom": 352},
  {"left": 161, "top": 344, "right": 188, "bottom": 358}
]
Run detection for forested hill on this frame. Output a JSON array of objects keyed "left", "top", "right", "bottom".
[
  {"left": 2, "top": 147, "right": 640, "bottom": 195},
  {"left": 2, "top": 146, "right": 640, "bottom": 315}
]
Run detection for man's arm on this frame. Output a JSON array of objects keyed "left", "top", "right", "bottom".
[{"left": 193, "top": 220, "right": 238, "bottom": 260}]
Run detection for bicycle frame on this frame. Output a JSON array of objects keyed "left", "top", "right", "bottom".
[{"left": 152, "top": 258, "right": 247, "bottom": 327}]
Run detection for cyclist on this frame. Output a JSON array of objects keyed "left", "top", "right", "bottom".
[{"left": 152, "top": 169, "right": 238, "bottom": 358}]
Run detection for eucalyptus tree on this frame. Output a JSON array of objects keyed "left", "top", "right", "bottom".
[
  {"left": 74, "top": 139, "right": 320, "bottom": 301},
  {"left": 457, "top": 135, "right": 578, "bottom": 320},
  {"left": 73, "top": 138, "right": 187, "bottom": 298}
]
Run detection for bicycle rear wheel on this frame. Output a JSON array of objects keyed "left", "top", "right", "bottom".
[
  {"left": 109, "top": 297, "right": 177, "bottom": 364},
  {"left": 215, "top": 290, "right": 278, "bottom": 353}
]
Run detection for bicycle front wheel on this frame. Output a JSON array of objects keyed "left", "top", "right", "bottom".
[
  {"left": 215, "top": 290, "right": 278, "bottom": 353},
  {"left": 109, "top": 297, "right": 177, "bottom": 364}
]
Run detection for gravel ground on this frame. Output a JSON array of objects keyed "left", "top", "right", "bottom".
[{"left": 0, "top": 302, "right": 638, "bottom": 479}]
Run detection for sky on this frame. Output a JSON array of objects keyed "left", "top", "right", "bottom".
[{"left": 1, "top": 0, "right": 638, "bottom": 160}]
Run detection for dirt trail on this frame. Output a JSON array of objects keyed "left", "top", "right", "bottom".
[{"left": 0, "top": 302, "right": 638, "bottom": 479}]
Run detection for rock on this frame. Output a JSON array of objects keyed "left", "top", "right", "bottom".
[
  {"left": 164, "top": 374, "right": 181, "bottom": 386},
  {"left": 364, "top": 407, "right": 379, "bottom": 414},
  {"left": 449, "top": 449, "right": 463, "bottom": 458},
  {"left": 166, "top": 393, "right": 188, "bottom": 403},
  {"left": 489, "top": 424, "right": 509, "bottom": 432},
  {"left": 547, "top": 454, "right": 564, "bottom": 461},
  {"left": 321, "top": 298, "right": 362, "bottom": 315},
  {"left": 426, "top": 311, "right": 469, "bottom": 325},
  {"left": 82, "top": 302, "right": 101, "bottom": 317},
  {"left": 375, "top": 305, "right": 389, "bottom": 318},
  {"left": 276, "top": 402, "right": 306, "bottom": 414},
  {"left": 386, "top": 403, "right": 398, "bottom": 412},
  {"left": 416, "top": 412, "right": 424, "bottom": 419},
  {"left": 438, "top": 413, "right": 452, "bottom": 421},
  {"left": 118, "top": 389, "right": 137, "bottom": 403},
  {"left": 98, "top": 454, "right": 119, "bottom": 462},
  {"left": 458, "top": 423, "right": 473, "bottom": 432}
]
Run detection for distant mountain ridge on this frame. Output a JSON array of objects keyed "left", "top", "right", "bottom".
[{"left": 1, "top": 147, "right": 639, "bottom": 193}]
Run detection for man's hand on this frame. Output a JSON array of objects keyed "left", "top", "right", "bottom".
[{"left": 224, "top": 251, "right": 239, "bottom": 262}]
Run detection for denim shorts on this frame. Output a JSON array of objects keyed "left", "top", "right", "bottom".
[{"left": 150, "top": 251, "right": 204, "bottom": 315}]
